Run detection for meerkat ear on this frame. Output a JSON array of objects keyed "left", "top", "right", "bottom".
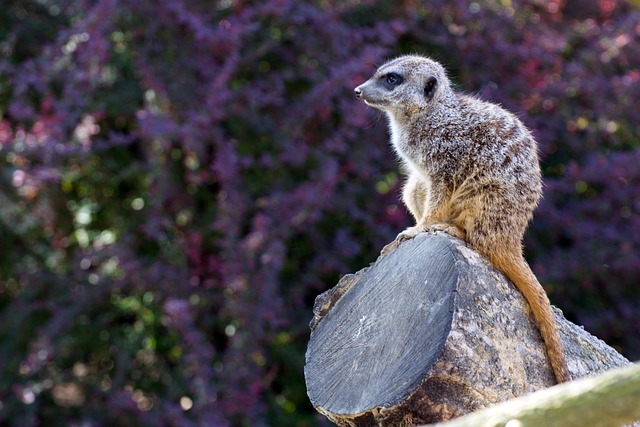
[{"left": 424, "top": 77, "right": 438, "bottom": 101}]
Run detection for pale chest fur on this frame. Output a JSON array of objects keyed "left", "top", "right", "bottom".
[
  {"left": 387, "top": 97, "right": 541, "bottom": 200},
  {"left": 387, "top": 110, "right": 470, "bottom": 188}
]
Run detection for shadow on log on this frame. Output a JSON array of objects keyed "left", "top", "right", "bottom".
[{"left": 304, "top": 232, "right": 630, "bottom": 426}]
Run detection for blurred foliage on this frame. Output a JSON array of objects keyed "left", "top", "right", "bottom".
[{"left": 0, "top": 0, "right": 639, "bottom": 425}]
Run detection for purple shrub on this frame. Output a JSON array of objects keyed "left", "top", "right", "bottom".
[{"left": 0, "top": 0, "right": 639, "bottom": 425}]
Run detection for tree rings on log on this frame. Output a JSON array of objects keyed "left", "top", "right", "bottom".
[
  {"left": 305, "top": 233, "right": 458, "bottom": 425},
  {"left": 304, "top": 232, "right": 631, "bottom": 426}
]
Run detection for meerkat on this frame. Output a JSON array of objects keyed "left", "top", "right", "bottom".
[{"left": 354, "top": 55, "right": 571, "bottom": 384}]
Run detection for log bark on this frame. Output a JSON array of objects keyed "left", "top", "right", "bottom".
[
  {"left": 425, "top": 362, "right": 640, "bottom": 427},
  {"left": 304, "top": 232, "right": 632, "bottom": 426}
]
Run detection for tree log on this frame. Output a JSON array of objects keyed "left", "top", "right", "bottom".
[
  {"left": 424, "top": 362, "right": 640, "bottom": 427},
  {"left": 304, "top": 232, "right": 632, "bottom": 426}
]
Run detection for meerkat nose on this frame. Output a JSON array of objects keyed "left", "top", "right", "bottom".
[{"left": 354, "top": 87, "right": 363, "bottom": 98}]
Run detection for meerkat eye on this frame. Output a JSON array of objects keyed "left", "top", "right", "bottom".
[
  {"left": 386, "top": 73, "right": 401, "bottom": 85},
  {"left": 382, "top": 73, "right": 403, "bottom": 89}
]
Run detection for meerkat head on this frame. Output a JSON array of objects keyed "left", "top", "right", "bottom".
[{"left": 354, "top": 55, "right": 452, "bottom": 115}]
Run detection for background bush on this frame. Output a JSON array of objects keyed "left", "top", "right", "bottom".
[{"left": 0, "top": 0, "right": 638, "bottom": 425}]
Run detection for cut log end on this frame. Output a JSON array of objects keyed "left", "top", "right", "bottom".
[{"left": 304, "top": 232, "right": 630, "bottom": 426}]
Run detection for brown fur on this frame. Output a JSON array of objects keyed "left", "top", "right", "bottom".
[{"left": 355, "top": 55, "right": 570, "bottom": 383}]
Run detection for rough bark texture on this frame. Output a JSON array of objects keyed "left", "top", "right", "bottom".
[
  {"left": 425, "top": 362, "right": 640, "bottom": 427},
  {"left": 304, "top": 232, "right": 631, "bottom": 426}
]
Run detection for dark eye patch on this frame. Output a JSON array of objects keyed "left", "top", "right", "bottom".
[{"left": 381, "top": 73, "right": 403, "bottom": 89}]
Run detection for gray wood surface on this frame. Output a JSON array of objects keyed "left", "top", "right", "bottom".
[
  {"left": 305, "top": 233, "right": 458, "bottom": 416},
  {"left": 305, "top": 232, "right": 631, "bottom": 426}
]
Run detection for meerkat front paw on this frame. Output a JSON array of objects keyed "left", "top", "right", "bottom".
[
  {"left": 427, "top": 223, "right": 466, "bottom": 240},
  {"left": 380, "top": 226, "right": 424, "bottom": 256},
  {"left": 397, "top": 225, "right": 423, "bottom": 240}
]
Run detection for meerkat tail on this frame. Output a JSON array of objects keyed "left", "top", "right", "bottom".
[{"left": 489, "top": 250, "right": 571, "bottom": 383}]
